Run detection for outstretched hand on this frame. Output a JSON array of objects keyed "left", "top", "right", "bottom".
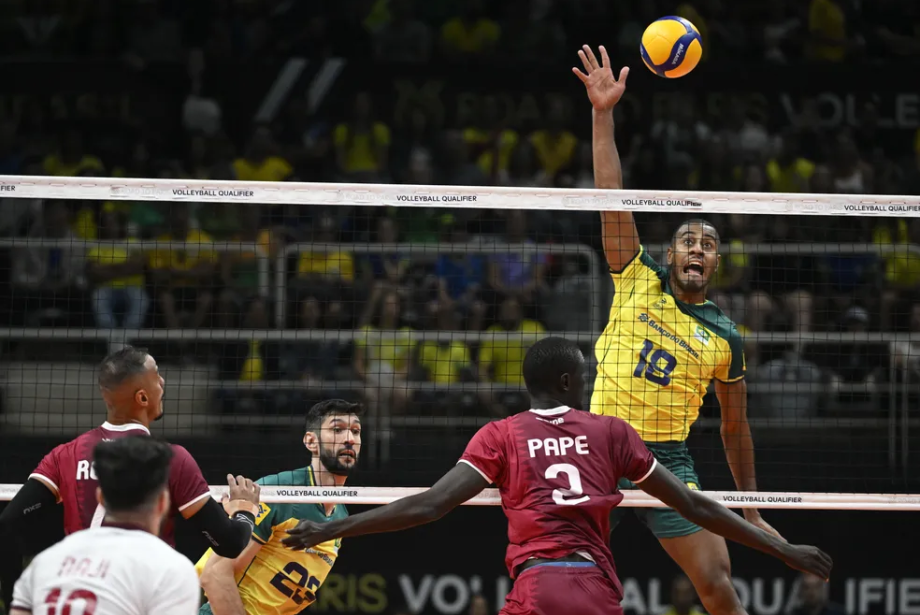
[
  {"left": 572, "top": 45, "right": 628, "bottom": 112},
  {"left": 282, "top": 520, "right": 329, "bottom": 551}
]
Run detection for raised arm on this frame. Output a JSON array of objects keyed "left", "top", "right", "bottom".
[
  {"left": 573, "top": 45, "right": 639, "bottom": 272},
  {"left": 281, "top": 464, "right": 488, "bottom": 551},
  {"left": 636, "top": 463, "right": 832, "bottom": 579}
]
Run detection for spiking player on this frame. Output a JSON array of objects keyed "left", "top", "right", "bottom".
[
  {"left": 573, "top": 45, "right": 777, "bottom": 614},
  {"left": 281, "top": 338, "right": 831, "bottom": 615},
  {"left": 11, "top": 438, "right": 200, "bottom": 615},
  {"left": 0, "top": 346, "right": 260, "bottom": 609},
  {"left": 196, "top": 399, "right": 363, "bottom": 615}
]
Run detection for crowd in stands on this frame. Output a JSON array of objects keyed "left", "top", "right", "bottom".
[{"left": 0, "top": 0, "right": 919, "bottom": 419}]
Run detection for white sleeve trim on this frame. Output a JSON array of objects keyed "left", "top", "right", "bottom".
[
  {"left": 457, "top": 459, "right": 494, "bottom": 484},
  {"left": 28, "top": 473, "right": 61, "bottom": 500},
  {"left": 632, "top": 458, "right": 658, "bottom": 485},
  {"left": 178, "top": 491, "right": 212, "bottom": 512}
]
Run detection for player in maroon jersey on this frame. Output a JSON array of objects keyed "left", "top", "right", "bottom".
[
  {"left": 282, "top": 337, "right": 832, "bottom": 614},
  {"left": 0, "top": 346, "right": 261, "bottom": 608}
]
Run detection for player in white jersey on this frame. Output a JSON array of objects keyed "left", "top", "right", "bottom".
[{"left": 10, "top": 437, "right": 200, "bottom": 615}]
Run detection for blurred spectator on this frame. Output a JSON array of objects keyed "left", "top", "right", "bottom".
[
  {"left": 366, "top": 216, "right": 410, "bottom": 287},
  {"left": 529, "top": 99, "right": 578, "bottom": 182},
  {"left": 355, "top": 286, "right": 414, "bottom": 414},
  {"left": 763, "top": 0, "right": 803, "bottom": 63},
  {"left": 334, "top": 92, "right": 391, "bottom": 181},
  {"left": 217, "top": 206, "right": 271, "bottom": 329},
  {"left": 436, "top": 219, "right": 487, "bottom": 331},
  {"left": 864, "top": 0, "right": 920, "bottom": 59},
  {"left": 499, "top": 0, "right": 565, "bottom": 61},
  {"left": 791, "top": 573, "right": 845, "bottom": 615},
  {"left": 464, "top": 96, "right": 519, "bottom": 181},
  {"left": 708, "top": 214, "right": 759, "bottom": 329},
  {"left": 417, "top": 301, "right": 474, "bottom": 385},
  {"left": 892, "top": 303, "right": 920, "bottom": 377},
  {"left": 374, "top": 0, "right": 432, "bottom": 63},
  {"left": 439, "top": 0, "right": 500, "bottom": 58},
  {"left": 824, "top": 306, "right": 884, "bottom": 385},
  {"left": 616, "top": 1, "right": 658, "bottom": 60},
  {"left": 754, "top": 350, "right": 824, "bottom": 419},
  {"left": 0, "top": 121, "right": 21, "bottom": 175},
  {"left": 830, "top": 133, "right": 871, "bottom": 193},
  {"left": 876, "top": 218, "right": 920, "bottom": 331},
  {"left": 478, "top": 296, "right": 545, "bottom": 414},
  {"left": 487, "top": 211, "right": 548, "bottom": 309},
  {"left": 688, "top": 136, "right": 738, "bottom": 191},
  {"left": 807, "top": 0, "right": 865, "bottom": 63},
  {"left": 281, "top": 293, "right": 343, "bottom": 384},
  {"left": 87, "top": 208, "right": 149, "bottom": 330},
  {"left": 719, "top": 104, "right": 770, "bottom": 160},
  {"left": 294, "top": 215, "right": 354, "bottom": 327},
  {"left": 392, "top": 107, "right": 438, "bottom": 183},
  {"left": 11, "top": 202, "right": 87, "bottom": 326},
  {"left": 125, "top": 0, "right": 182, "bottom": 64},
  {"left": 148, "top": 205, "right": 217, "bottom": 335},
  {"left": 749, "top": 215, "right": 816, "bottom": 336},
  {"left": 544, "top": 255, "right": 595, "bottom": 332},
  {"left": 767, "top": 130, "right": 815, "bottom": 193},
  {"left": 650, "top": 97, "right": 710, "bottom": 181},
  {"left": 439, "top": 130, "right": 487, "bottom": 186},
  {"left": 232, "top": 127, "right": 293, "bottom": 182},
  {"left": 661, "top": 574, "right": 705, "bottom": 615},
  {"left": 42, "top": 130, "right": 103, "bottom": 177}
]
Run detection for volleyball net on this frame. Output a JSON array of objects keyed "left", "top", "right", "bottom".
[{"left": 0, "top": 175, "right": 918, "bottom": 508}]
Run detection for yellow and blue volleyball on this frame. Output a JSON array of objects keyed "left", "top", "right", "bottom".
[{"left": 640, "top": 16, "right": 702, "bottom": 78}]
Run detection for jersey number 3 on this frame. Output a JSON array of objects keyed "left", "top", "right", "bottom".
[
  {"left": 633, "top": 339, "right": 677, "bottom": 386},
  {"left": 545, "top": 463, "right": 590, "bottom": 505}
]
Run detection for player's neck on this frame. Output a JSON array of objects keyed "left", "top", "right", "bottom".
[
  {"left": 530, "top": 397, "right": 570, "bottom": 411},
  {"left": 101, "top": 512, "right": 159, "bottom": 535},
  {"left": 105, "top": 412, "right": 150, "bottom": 429},
  {"left": 311, "top": 462, "right": 348, "bottom": 488},
  {"left": 668, "top": 276, "right": 707, "bottom": 305}
]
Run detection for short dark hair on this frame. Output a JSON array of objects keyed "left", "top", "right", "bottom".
[
  {"left": 304, "top": 399, "right": 363, "bottom": 434},
  {"left": 98, "top": 346, "right": 150, "bottom": 390},
  {"left": 522, "top": 337, "right": 584, "bottom": 396},
  {"left": 93, "top": 437, "right": 173, "bottom": 513},
  {"left": 671, "top": 218, "right": 721, "bottom": 247}
]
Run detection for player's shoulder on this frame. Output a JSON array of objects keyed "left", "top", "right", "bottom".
[
  {"left": 685, "top": 300, "right": 743, "bottom": 347},
  {"left": 257, "top": 467, "right": 311, "bottom": 487},
  {"left": 614, "top": 245, "right": 667, "bottom": 279}
]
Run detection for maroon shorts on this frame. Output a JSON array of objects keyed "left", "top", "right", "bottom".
[{"left": 500, "top": 564, "right": 623, "bottom": 615}]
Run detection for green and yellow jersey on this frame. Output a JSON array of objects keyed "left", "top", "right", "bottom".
[
  {"left": 590, "top": 246, "right": 744, "bottom": 442},
  {"left": 196, "top": 467, "right": 348, "bottom": 615}
]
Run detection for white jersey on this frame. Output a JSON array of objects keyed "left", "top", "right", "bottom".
[{"left": 12, "top": 525, "right": 199, "bottom": 615}]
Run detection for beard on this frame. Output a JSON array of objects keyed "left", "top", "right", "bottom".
[
  {"left": 318, "top": 443, "right": 357, "bottom": 477},
  {"left": 671, "top": 271, "right": 708, "bottom": 294}
]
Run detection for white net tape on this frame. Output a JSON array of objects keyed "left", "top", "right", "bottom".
[
  {"left": 2, "top": 174, "right": 920, "bottom": 216},
  {"left": 1, "top": 484, "right": 920, "bottom": 510}
]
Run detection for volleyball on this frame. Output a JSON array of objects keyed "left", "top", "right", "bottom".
[{"left": 640, "top": 16, "right": 702, "bottom": 78}]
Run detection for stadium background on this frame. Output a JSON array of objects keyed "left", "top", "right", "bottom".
[{"left": 1, "top": 0, "right": 920, "bottom": 613}]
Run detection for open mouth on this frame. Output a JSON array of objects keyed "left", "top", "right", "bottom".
[
  {"left": 338, "top": 450, "right": 356, "bottom": 460},
  {"left": 683, "top": 263, "right": 704, "bottom": 277}
]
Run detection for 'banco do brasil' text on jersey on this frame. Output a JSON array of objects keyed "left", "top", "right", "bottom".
[
  {"left": 459, "top": 407, "right": 656, "bottom": 601},
  {"left": 196, "top": 467, "right": 349, "bottom": 615},
  {"left": 591, "top": 247, "right": 745, "bottom": 442}
]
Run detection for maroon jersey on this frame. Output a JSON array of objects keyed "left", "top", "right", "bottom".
[
  {"left": 459, "top": 406, "right": 656, "bottom": 599},
  {"left": 29, "top": 422, "right": 211, "bottom": 545}
]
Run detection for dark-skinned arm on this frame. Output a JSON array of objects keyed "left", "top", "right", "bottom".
[
  {"left": 282, "top": 465, "right": 488, "bottom": 549},
  {"left": 637, "top": 464, "right": 832, "bottom": 578},
  {"left": 594, "top": 110, "right": 640, "bottom": 272}
]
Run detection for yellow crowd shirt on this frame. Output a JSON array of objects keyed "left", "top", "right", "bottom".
[{"left": 591, "top": 247, "right": 744, "bottom": 442}]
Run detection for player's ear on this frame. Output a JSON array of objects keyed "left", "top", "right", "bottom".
[
  {"left": 303, "top": 431, "right": 319, "bottom": 454},
  {"left": 135, "top": 388, "right": 148, "bottom": 406},
  {"left": 96, "top": 486, "right": 105, "bottom": 507},
  {"left": 666, "top": 245, "right": 673, "bottom": 266},
  {"left": 157, "top": 488, "right": 170, "bottom": 517}
]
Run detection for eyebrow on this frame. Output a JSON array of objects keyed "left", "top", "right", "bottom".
[{"left": 679, "top": 230, "right": 719, "bottom": 241}]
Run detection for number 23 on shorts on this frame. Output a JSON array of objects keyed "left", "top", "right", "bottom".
[{"left": 633, "top": 339, "right": 677, "bottom": 386}]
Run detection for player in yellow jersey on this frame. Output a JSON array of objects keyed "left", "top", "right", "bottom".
[
  {"left": 197, "top": 400, "right": 362, "bottom": 615},
  {"left": 574, "top": 45, "right": 782, "bottom": 615}
]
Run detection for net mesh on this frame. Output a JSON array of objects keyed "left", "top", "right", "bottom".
[{"left": 0, "top": 196, "right": 917, "bottom": 495}]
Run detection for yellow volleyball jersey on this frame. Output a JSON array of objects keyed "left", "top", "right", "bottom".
[
  {"left": 590, "top": 247, "right": 744, "bottom": 442},
  {"left": 196, "top": 467, "right": 346, "bottom": 615}
]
